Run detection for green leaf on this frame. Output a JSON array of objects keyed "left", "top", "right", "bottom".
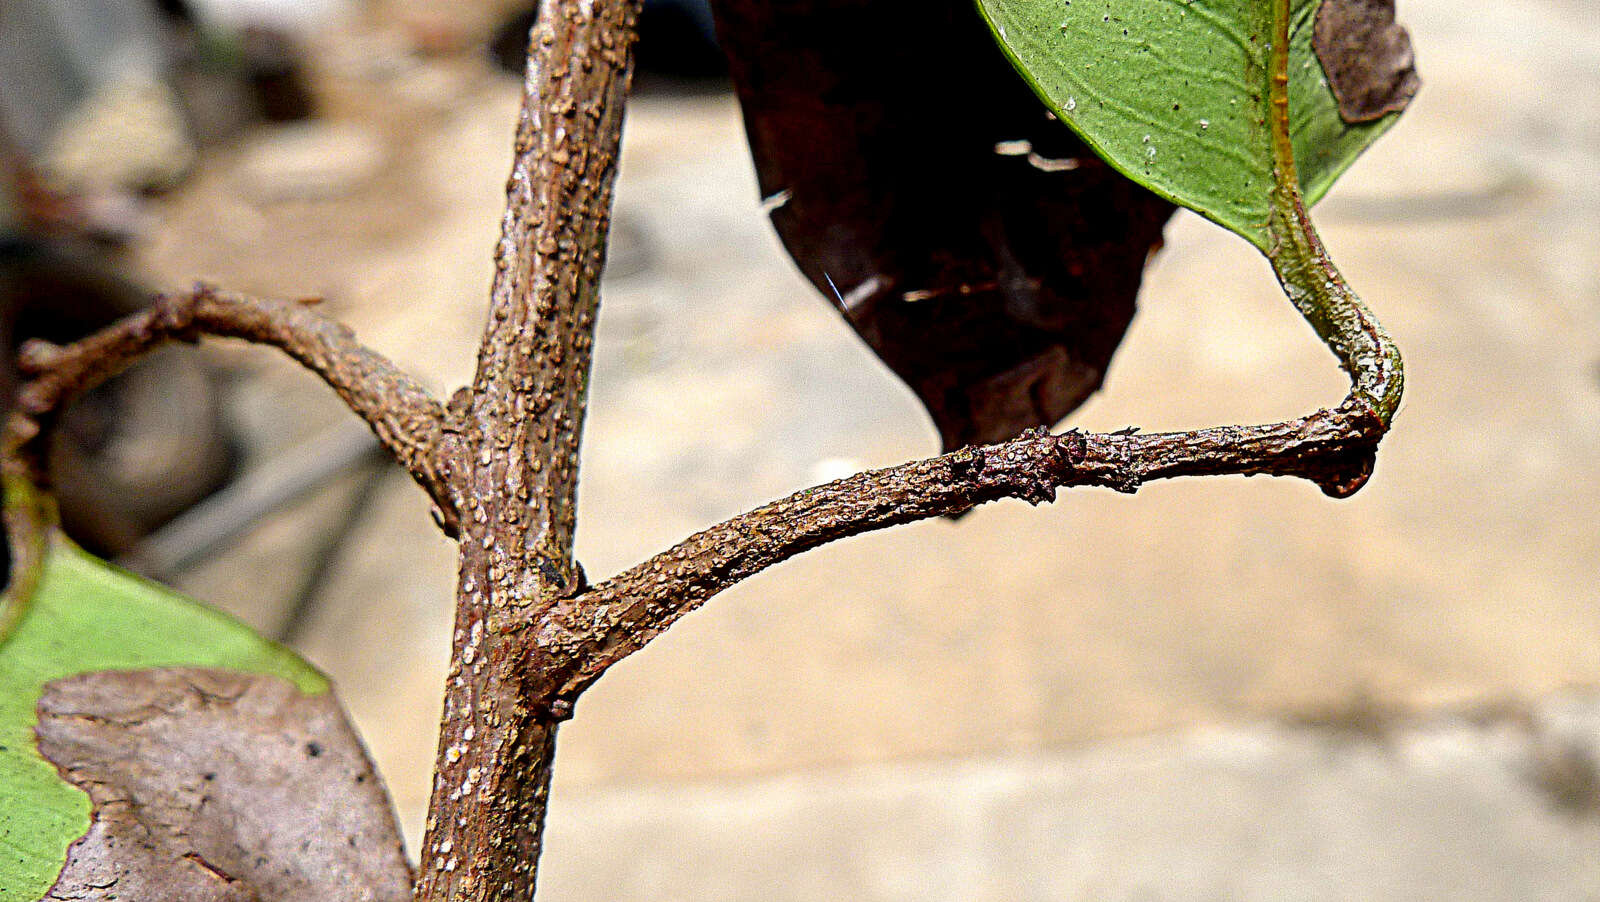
[
  {"left": 0, "top": 485, "right": 324, "bottom": 902},
  {"left": 975, "top": 0, "right": 1402, "bottom": 250},
  {"left": 976, "top": 0, "right": 1412, "bottom": 431}
]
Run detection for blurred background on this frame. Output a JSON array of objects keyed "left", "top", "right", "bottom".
[{"left": 2, "top": 0, "right": 1598, "bottom": 899}]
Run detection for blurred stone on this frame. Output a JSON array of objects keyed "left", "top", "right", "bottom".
[
  {"left": 390, "top": 63, "right": 475, "bottom": 111},
  {"left": 236, "top": 122, "right": 384, "bottom": 202},
  {"left": 0, "top": 0, "right": 170, "bottom": 154},
  {"left": 321, "top": 30, "right": 420, "bottom": 83},
  {"left": 186, "top": 0, "right": 351, "bottom": 34},
  {"left": 40, "top": 77, "right": 195, "bottom": 194}
]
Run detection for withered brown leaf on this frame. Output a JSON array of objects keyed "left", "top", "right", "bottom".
[
  {"left": 1313, "top": 0, "right": 1422, "bottom": 123},
  {"left": 35, "top": 668, "right": 412, "bottom": 902},
  {"left": 710, "top": 0, "right": 1176, "bottom": 449}
]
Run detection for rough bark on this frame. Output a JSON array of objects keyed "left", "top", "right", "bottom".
[
  {"left": 3, "top": 2, "right": 1407, "bottom": 899},
  {"left": 411, "top": 0, "right": 641, "bottom": 899},
  {"left": 4, "top": 284, "right": 457, "bottom": 531},
  {"left": 536, "top": 399, "right": 1383, "bottom": 702}
]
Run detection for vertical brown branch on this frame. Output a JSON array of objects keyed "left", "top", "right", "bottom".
[{"left": 414, "top": 1, "right": 641, "bottom": 900}]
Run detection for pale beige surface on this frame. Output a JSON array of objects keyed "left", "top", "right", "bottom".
[
  {"left": 134, "top": 0, "right": 1600, "bottom": 880},
  {"left": 537, "top": 694, "right": 1600, "bottom": 902}
]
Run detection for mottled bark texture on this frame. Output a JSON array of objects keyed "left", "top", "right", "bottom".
[
  {"left": 540, "top": 399, "right": 1384, "bottom": 702},
  {"left": 4, "top": 1, "right": 1404, "bottom": 899},
  {"left": 412, "top": 0, "right": 641, "bottom": 899},
  {"left": 3, "top": 284, "right": 457, "bottom": 531}
]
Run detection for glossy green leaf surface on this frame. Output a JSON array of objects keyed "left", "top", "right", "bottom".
[
  {"left": 0, "top": 524, "right": 323, "bottom": 902},
  {"left": 976, "top": 0, "right": 1399, "bottom": 250}
]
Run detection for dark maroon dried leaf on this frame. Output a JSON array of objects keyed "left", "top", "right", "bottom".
[
  {"left": 1313, "top": 0, "right": 1421, "bottom": 123},
  {"left": 35, "top": 668, "right": 413, "bottom": 902},
  {"left": 709, "top": 0, "right": 1175, "bottom": 450}
]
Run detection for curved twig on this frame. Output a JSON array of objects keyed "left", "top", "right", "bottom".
[
  {"left": 1262, "top": 0, "right": 1404, "bottom": 428},
  {"left": 5, "top": 284, "right": 461, "bottom": 534},
  {"left": 527, "top": 0, "right": 1406, "bottom": 713},
  {"left": 536, "top": 398, "right": 1383, "bottom": 702}
]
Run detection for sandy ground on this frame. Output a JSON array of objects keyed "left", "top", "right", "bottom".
[{"left": 125, "top": 0, "right": 1600, "bottom": 896}]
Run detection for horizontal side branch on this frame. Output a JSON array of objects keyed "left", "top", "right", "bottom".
[
  {"left": 533, "top": 398, "right": 1384, "bottom": 703},
  {"left": 7, "top": 283, "right": 461, "bottom": 531}
]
